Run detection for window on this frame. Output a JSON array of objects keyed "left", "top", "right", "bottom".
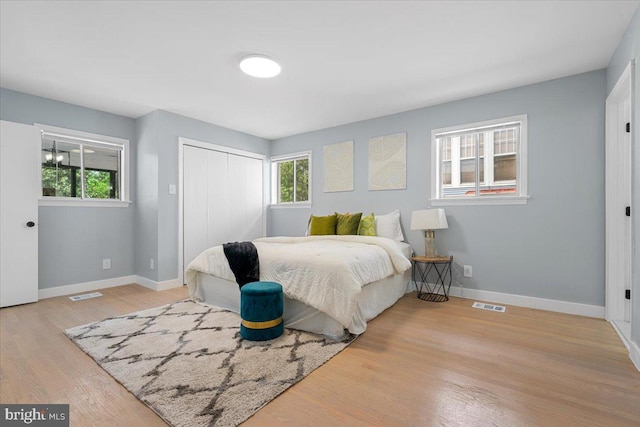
[
  {"left": 38, "top": 124, "right": 130, "bottom": 207},
  {"left": 431, "top": 115, "right": 528, "bottom": 205},
  {"left": 271, "top": 151, "right": 311, "bottom": 206}
]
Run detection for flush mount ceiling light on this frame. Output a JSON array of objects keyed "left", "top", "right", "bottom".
[{"left": 239, "top": 55, "right": 281, "bottom": 78}]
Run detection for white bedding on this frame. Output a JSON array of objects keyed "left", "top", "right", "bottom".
[{"left": 185, "top": 235, "right": 412, "bottom": 328}]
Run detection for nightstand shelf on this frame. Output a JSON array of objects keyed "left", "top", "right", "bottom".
[{"left": 412, "top": 255, "right": 453, "bottom": 302}]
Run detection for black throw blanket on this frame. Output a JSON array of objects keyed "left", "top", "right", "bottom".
[{"left": 222, "top": 241, "right": 260, "bottom": 289}]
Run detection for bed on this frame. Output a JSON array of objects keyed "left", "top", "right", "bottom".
[{"left": 185, "top": 235, "right": 413, "bottom": 338}]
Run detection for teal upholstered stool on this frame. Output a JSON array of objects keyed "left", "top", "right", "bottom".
[{"left": 240, "top": 281, "right": 284, "bottom": 341}]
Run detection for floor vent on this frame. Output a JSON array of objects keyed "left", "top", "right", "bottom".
[
  {"left": 472, "top": 301, "right": 506, "bottom": 312},
  {"left": 69, "top": 292, "right": 103, "bottom": 301}
]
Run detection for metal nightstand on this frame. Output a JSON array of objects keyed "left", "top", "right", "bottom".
[{"left": 412, "top": 255, "right": 453, "bottom": 302}]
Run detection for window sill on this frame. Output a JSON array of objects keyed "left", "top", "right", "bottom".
[
  {"left": 430, "top": 195, "right": 529, "bottom": 206},
  {"left": 269, "top": 202, "right": 312, "bottom": 209},
  {"left": 39, "top": 198, "right": 132, "bottom": 208}
]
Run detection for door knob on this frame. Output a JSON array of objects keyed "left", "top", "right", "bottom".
[{"left": 26, "top": 221, "right": 35, "bottom": 227}]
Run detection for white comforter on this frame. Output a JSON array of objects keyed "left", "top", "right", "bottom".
[{"left": 185, "top": 235, "right": 411, "bottom": 327}]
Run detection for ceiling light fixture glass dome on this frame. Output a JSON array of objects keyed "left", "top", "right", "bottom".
[{"left": 239, "top": 55, "right": 281, "bottom": 78}]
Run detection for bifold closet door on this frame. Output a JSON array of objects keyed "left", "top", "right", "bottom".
[
  {"left": 227, "top": 153, "right": 263, "bottom": 242},
  {"left": 183, "top": 145, "right": 263, "bottom": 269},
  {"left": 244, "top": 155, "right": 264, "bottom": 240},
  {"left": 206, "top": 149, "right": 231, "bottom": 245},
  {"left": 183, "top": 145, "right": 211, "bottom": 268}
]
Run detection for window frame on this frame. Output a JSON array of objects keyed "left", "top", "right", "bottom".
[
  {"left": 36, "top": 124, "right": 131, "bottom": 207},
  {"left": 430, "top": 115, "right": 529, "bottom": 206},
  {"left": 270, "top": 150, "right": 312, "bottom": 208}
]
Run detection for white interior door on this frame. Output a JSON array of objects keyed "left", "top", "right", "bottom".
[
  {"left": 622, "top": 94, "right": 632, "bottom": 322},
  {"left": 0, "top": 120, "right": 39, "bottom": 307},
  {"left": 605, "top": 62, "right": 633, "bottom": 337}
]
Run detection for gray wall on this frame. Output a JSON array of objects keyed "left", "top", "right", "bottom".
[
  {"left": 135, "top": 111, "right": 160, "bottom": 281},
  {"left": 0, "top": 51, "right": 623, "bottom": 322},
  {"left": 607, "top": 7, "right": 640, "bottom": 347},
  {"left": 0, "top": 89, "right": 271, "bottom": 288},
  {"left": 134, "top": 110, "right": 271, "bottom": 282},
  {"left": 270, "top": 70, "right": 606, "bottom": 307},
  {"left": 0, "top": 88, "right": 136, "bottom": 288}
]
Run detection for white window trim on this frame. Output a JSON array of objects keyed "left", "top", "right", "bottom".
[
  {"left": 430, "top": 115, "right": 528, "bottom": 206},
  {"left": 36, "top": 123, "right": 131, "bottom": 207},
  {"left": 269, "top": 202, "right": 312, "bottom": 209},
  {"left": 270, "top": 150, "right": 312, "bottom": 207}
]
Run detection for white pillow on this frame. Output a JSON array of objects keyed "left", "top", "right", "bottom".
[{"left": 375, "top": 210, "right": 404, "bottom": 241}]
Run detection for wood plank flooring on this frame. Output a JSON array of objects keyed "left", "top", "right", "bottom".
[{"left": 1, "top": 284, "right": 639, "bottom": 426}]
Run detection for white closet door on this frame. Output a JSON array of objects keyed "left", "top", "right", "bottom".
[
  {"left": 244, "top": 156, "right": 264, "bottom": 240},
  {"left": 183, "top": 144, "right": 264, "bottom": 274},
  {"left": 227, "top": 153, "right": 247, "bottom": 242},
  {"left": 183, "top": 146, "right": 209, "bottom": 267},
  {"left": 207, "top": 149, "right": 230, "bottom": 246},
  {"left": 227, "top": 154, "right": 264, "bottom": 242}
]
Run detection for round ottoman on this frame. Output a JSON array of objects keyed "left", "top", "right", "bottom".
[{"left": 240, "top": 281, "right": 284, "bottom": 341}]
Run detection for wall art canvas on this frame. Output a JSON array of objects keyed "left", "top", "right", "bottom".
[
  {"left": 324, "top": 140, "right": 354, "bottom": 192},
  {"left": 368, "top": 132, "right": 406, "bottom": 190}
]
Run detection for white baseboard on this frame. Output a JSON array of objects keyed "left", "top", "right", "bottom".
[
  {"left": 38, "top": 275, "right": 183, "bottom": 299},
  {"left": 610, "top": 321, "right": 640, "bottom": 372},
  {"left": 609, "top": 320, "right": 631, "bottom": 351},
  {"left": 630, "top": 340, "right": 640, "bottom": 372},
  {"left": 448, "top": 285, "right": 605, "bottom": 318},
  {"left": 439, "top": 285, "right": 636, "bottom": 372},
  {"left": 39, "top": 275, "right": 139, "bottom": 299},
  {"left": 135, "top": 276, "right": 183, "bottom": 291},
  {"left": 446, "top": 286, "right": 640, "bottom": 368}
]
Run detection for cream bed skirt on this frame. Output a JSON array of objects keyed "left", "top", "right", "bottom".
[{"left": 193, "top": 269, "right": 412, "bottom": 338}]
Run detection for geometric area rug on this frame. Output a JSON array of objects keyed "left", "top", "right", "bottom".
[{"left": 65, "top": 300, "right": 355, "bottom": 427}]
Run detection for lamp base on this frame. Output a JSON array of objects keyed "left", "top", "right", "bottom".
[{"left": 424, "top": 230, "right": 436, "bottom": 257}]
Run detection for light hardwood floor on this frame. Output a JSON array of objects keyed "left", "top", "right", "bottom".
[{"left": 1, "top": 284, "right": 639, "bottom": 426}]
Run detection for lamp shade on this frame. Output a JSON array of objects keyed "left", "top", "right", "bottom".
[{"left": 410, "top": 209, "right": 448, "bottom": 230}]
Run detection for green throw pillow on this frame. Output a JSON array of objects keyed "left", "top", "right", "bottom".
[
  {"left": 357, "top": 213, "right": 377, "bottom": 236},
  {"left": 309, "top": 214, "right": 338, "bottom": 235},
  {"left": 336, "top": 212, "right": 362, "bottom": 235}
]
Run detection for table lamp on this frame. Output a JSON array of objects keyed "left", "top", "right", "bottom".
[{"left": 410, "top": 209, "right": 448, "bottom": 257}]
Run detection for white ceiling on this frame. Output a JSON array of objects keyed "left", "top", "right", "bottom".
[{"left": 1, "top": 1, "right": 637, "bottom": 140}]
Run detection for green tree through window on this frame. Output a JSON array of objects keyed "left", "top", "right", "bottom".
[
  {"left": 279, "top": 161, "right": 294, "bottom": 202},
  {"left": 295, "top": 158, "right": 309, "bottom": 202},
  {"left": 42, "top": 166, "right": 117, "bottom": 198},
  {"left": 274, "top": 154, "right": 310, "bottom": 204},
  {"left": 85, "top": 170, "right": 117, "bottom": 199},
  {"left": 40, "top": 127, "right": 128, "bottom": 204}
]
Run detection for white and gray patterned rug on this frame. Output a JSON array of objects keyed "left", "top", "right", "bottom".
[{"left": 65, "top": 300, "right": 355, "bottom": 427}]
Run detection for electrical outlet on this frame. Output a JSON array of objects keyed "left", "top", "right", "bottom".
[
  {"left": 103, "top": 259, "right": 111, "bottom": 270},
  {"left": 464, "top": 265, "right": 472, "bottom": 277},
  {"left": 150, "top": 258, "right": 155, "bottom": 270}
]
